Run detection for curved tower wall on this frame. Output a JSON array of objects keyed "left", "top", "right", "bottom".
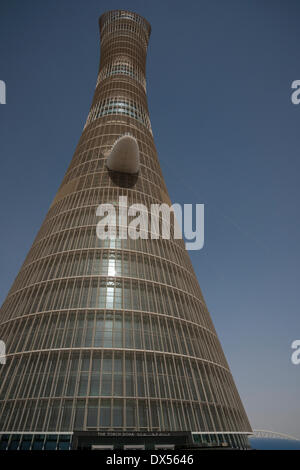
[{"left": 0, "top": 10, "right": 251, "bottom": 444}]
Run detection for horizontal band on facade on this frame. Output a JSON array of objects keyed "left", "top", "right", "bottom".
[
  {"left": 0, "top": 431, "right": 251, "bottom": 435},
  {"left": 32, "top": 225, "right": 185, "bottom": 251},
  {"left": 16, "top": 248, "right": 197, "bottom": 285},
  {"left": 0, "top": 306, "right": 216, "bottom": 340},
  {"left": 50, "top": 177, "right": 169, "bottom": 213},
  {"left": 1, "top": 347, "right": 230, "bottom": 372},
  {"left": 100, "top": 10, "right": 151, "bottom": 36},
  {"left": 59, "top": 158, "right": 164, "bottom": 188},
  {"left": 5, "top": 273, "right": 206, "bottom": 307},
  {"left": 21, "top": 225, "right": 193, "bottom": 276},
  {"left": 77, "top": 124, "right": 157, "bottom": 154}
]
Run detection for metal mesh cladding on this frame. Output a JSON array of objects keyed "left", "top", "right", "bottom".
[{"left": 0, "top": 10, "right": 251, "bottom": 438}]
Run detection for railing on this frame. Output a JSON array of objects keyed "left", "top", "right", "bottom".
[{"left": 251, "top": 429, "right": 300, "bottom": 441}]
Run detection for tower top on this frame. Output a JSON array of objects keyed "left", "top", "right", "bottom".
[{"left": 99, "top": 10, "right": 151, "bottom": 37}]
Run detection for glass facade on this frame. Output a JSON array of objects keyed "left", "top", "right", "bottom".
[
  {"left": 85, "top": 98, "right": 151, "bottom": 130},
  {"left": 0, "top": 9, "right": 251, "bottom": 447},
  {"left": 96, "top": 62, "right": 146, "bottom": 89},
  {"left": 0, "top": 433, "right": 72, "bottom": 451}
]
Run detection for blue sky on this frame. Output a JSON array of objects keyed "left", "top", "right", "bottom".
[{"left": 0, "top": 0, "right": 299, "bottom": 438}]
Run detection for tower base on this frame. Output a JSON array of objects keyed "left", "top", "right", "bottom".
[{"left": 0, "top": 431, "right": 250, "bottom": 450}]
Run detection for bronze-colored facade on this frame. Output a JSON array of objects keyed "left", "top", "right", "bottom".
[{"left": 0, "top": 10, "right": 251, "bottom": 449}]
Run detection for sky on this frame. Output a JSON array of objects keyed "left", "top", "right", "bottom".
[{"left": 0, "top": 0, "right": 300, "bottom": 439}]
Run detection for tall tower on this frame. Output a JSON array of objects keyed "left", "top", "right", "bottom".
[{"left": 0, "top": 10, "right": 251, "bottom": 450}]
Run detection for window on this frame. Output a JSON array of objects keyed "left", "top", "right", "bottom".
[{"left": 85, "top": 98, "right": 151, "bottom": 131}]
